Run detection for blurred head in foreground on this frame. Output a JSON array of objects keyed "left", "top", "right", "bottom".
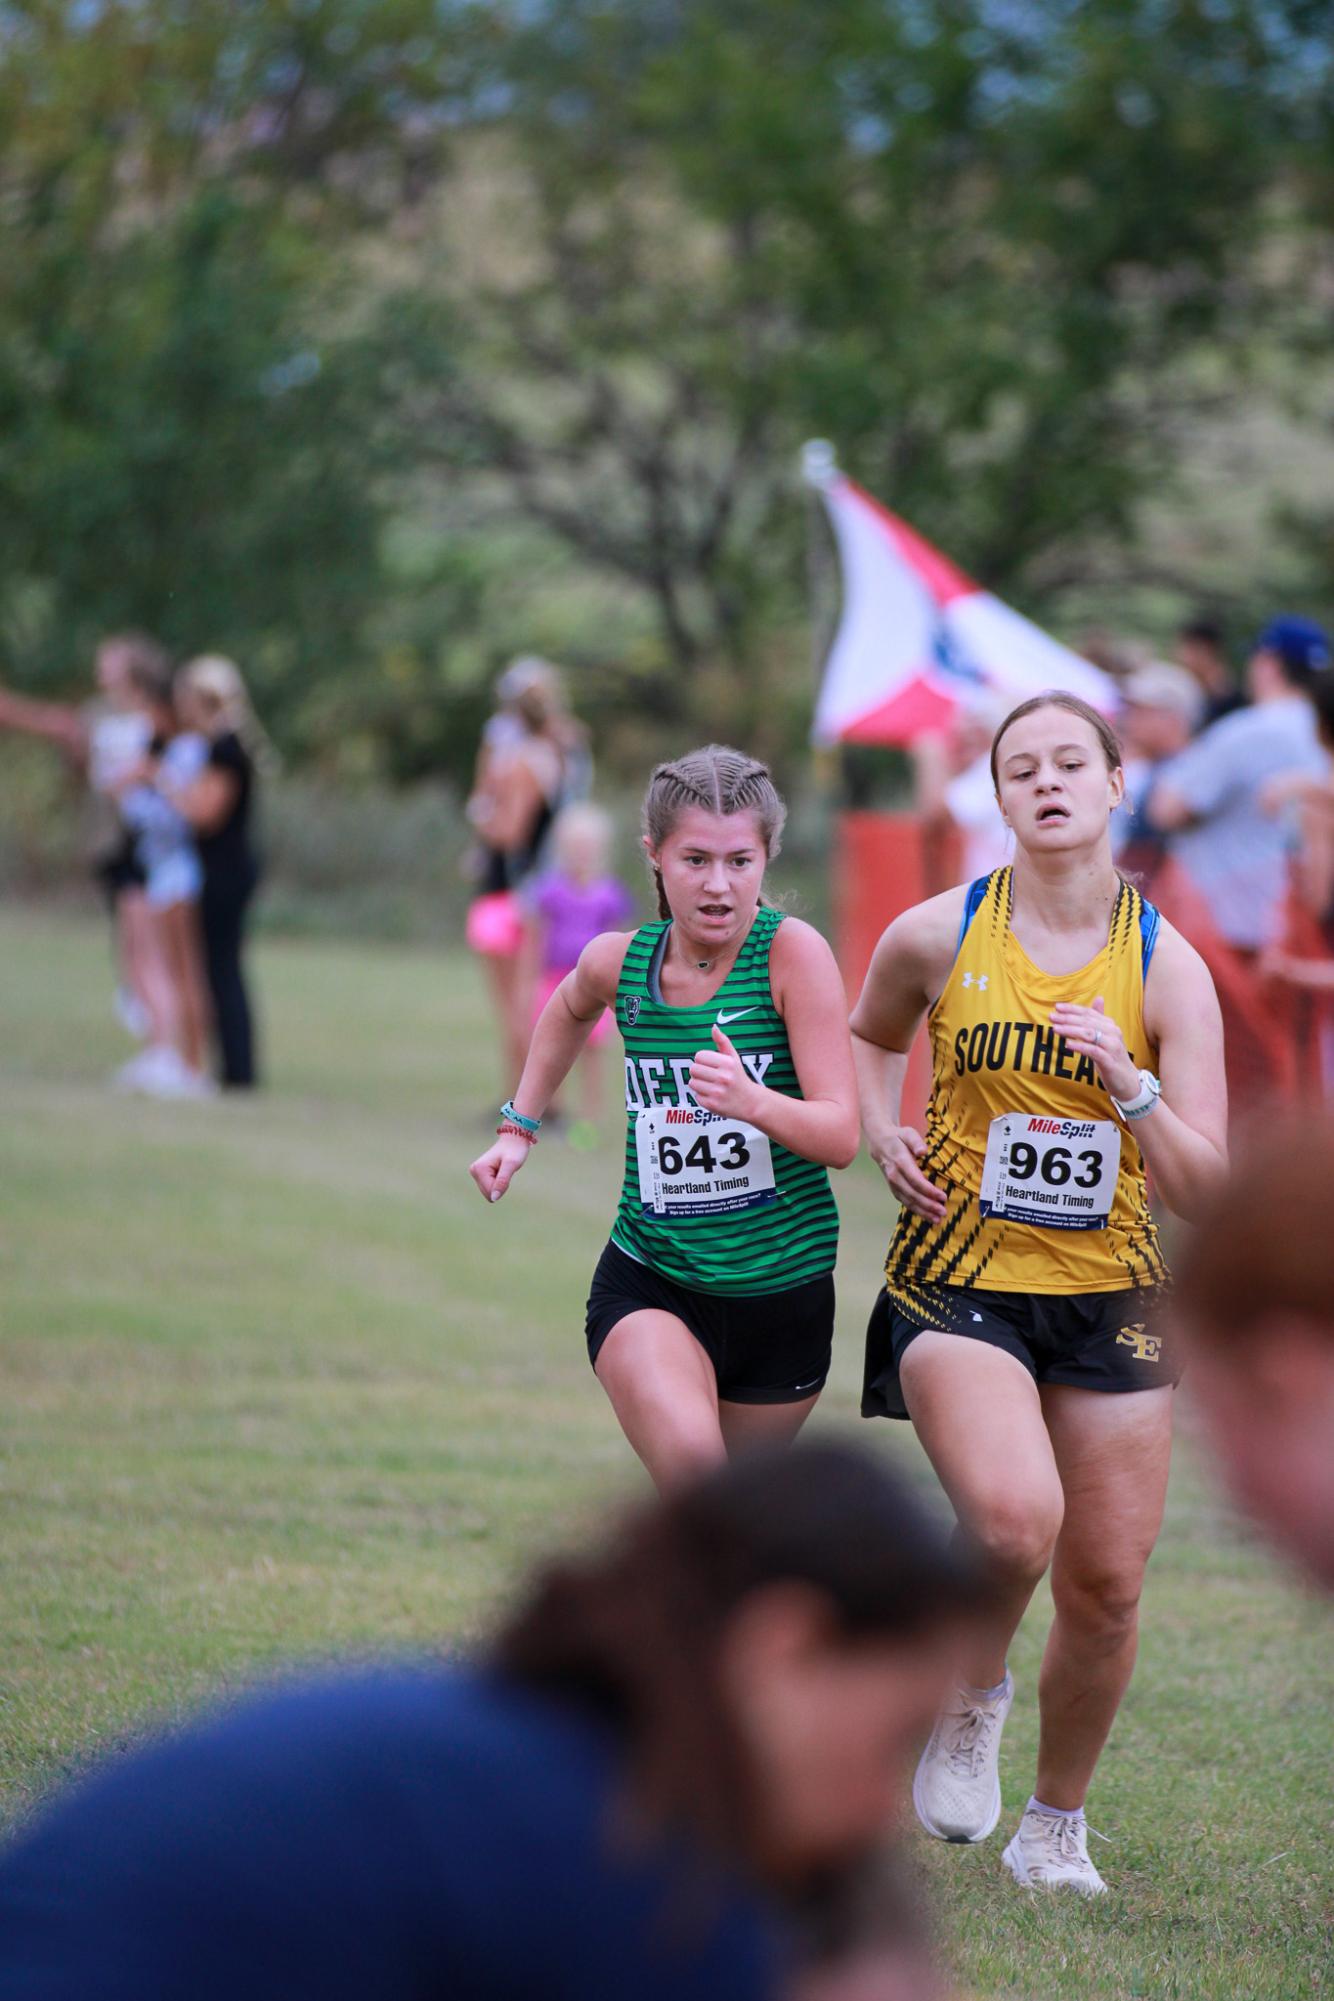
[
  {"left": 498, "top": 1440, "right": 980, "bottom": 1887},
  {"left": 0, "top": 1442, "right": 976, "bottom": 2001},
  {"left": 1172, "top": 1117, "right": 1334, "bottom": 1589}
]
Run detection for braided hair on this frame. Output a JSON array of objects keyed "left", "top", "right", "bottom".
[{"left": 641, "top": 744, "right": 787, "bottom": 919}]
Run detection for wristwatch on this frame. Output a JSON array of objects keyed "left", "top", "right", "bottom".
[{"left": 1111, "top": 1069, "right": 1162, "bottom": 1121}]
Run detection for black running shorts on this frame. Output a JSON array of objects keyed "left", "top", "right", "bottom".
[
  {"left": 862, "top": 1278, "right": 1174, "bottom": 1421},
  {"left": 586, "top": 1240, "right": 834, "bottom": 1406},
  {"left": 94, "top": 834, "right": 146, "bottom": 907}
]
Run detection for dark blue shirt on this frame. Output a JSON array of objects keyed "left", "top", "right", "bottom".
[{"left": 0, "top": 1666, "right": 781, "bottom": 2000}]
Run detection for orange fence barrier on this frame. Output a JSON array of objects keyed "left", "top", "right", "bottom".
[{"left": 832, "top": 812, "right": 960, "bottom": 1128}]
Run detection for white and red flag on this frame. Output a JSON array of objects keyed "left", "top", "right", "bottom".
[{"left": 805, "top": 443, "right": 1115, "bottom": 745}]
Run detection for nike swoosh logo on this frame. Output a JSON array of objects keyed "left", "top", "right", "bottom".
[{"left": 716, "top": 1008, "right": 757, "bottom": 1026}]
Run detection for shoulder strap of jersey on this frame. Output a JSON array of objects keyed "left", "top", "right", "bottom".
[
  {"left": 1139, "top": 896, "right": 1161, "bottom": 978},
  {"left": 954, "top": 870, "right": 999, "bottom": 954},
  {"left": 618, "top": 920, "right": 667, "bottom": 1001},
  {"left": 747, "top": 903, "right": 784, "bottom": 957}
]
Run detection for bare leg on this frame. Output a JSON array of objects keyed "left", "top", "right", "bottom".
[
  {"left": 594, "top": 1310, "right": 726, "bottom": 1490},
  {"left": 719, "top": 1394, "right": 820, "bottom": 1455},
  {"left": 162, "top": 900, "right": 211, "bottom": 1073},
  {"left": 900, "top": 1334, "right": 1065, "bottom": 1689},
  {"left": 1034, "top": 1385, "right": 1173, "bottom": 1810},
  {"left": 120, "top": 892, "right": 179, "bottom": 1051},
  {"left": 482, "top": 953, "right": 531, "bottom": 1097}
]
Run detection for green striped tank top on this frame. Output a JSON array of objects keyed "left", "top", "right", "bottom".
[{"left": 611, "top": 906, "right": 840, "bottom": 1295}]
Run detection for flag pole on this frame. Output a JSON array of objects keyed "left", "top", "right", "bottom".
[
  {"left": 801, "top": 440, "right": 842, "bottom": 805},
  {"left": 800, "top": 440, "right": 844, "bottom": 954},
  {"left": 801, "top": 439, "right": 838, "bottom": 708}
]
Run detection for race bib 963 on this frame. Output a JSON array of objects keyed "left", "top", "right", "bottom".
[{"left": 979, "top": 1113, "right": 1121, "bottom": 1231}]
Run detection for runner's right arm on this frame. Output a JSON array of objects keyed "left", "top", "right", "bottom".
[
  {"left": 468, "top": 930, "right": 632, "bottom": 1203},
  {"left": 849, "top": 892, "right": 964, "bottom": 1223}
]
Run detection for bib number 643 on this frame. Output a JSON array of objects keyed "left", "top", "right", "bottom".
[
  {"left": 656, "top": 1129, "right": 751, "bottom": 1176},
  {"left": 635, "top": 1106, "right": 777, "bottom": 1218}
]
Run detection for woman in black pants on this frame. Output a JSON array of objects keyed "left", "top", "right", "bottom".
[{"left": 167, "top": 656, "right": 267, "bottom": 1088}]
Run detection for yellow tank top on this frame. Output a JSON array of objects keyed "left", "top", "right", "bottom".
[{"left": 885, "top": 867, "right": 1167, "bottom": 1297}]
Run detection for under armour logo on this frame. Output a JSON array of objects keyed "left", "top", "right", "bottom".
[
  {"left": 1116, "top": 1324, "right": 1162, "bottom": 1363},
  {"left": 961, "top": 971, "right": 989, "bottom": 992}
]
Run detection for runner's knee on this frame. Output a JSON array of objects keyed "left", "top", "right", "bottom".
[
  {"left": 1050, "top": 1559, "right": 1145, "bottom": 1642},
  {"left": 971, "top": 1491, "right": 1063, "bottom": 1580}
]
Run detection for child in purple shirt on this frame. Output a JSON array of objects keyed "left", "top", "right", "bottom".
[{"left": 525, "top": 804, "right": 635, "bottom": 1141}]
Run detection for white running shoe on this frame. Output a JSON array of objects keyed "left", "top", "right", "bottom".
[
  {"left": 912, "top": 1670, "right": 1014, "bottom": 1842},
  {"left": 1001, "top": 1808, "right": 1108, "bottom": 1895}
]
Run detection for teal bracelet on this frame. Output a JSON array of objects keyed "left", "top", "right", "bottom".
[{"left": 500, "top": 1099, "right": 541, "bottom": 1134}]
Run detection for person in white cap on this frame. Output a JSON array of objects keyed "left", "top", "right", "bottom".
[{"left": 1111, "top": 662, "right": 1204, "bottom": 889}]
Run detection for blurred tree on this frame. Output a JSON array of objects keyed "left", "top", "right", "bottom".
[
  {"left": 0, "top": 0, "right": 477, "bottom": 740},
  {"left": 0, "top": 0, "right": 1330, "bottom": 774},
  {"left": 404, "top": 0, "right": 1333, "bottom": 735}
]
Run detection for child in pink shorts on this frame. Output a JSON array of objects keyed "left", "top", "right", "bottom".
[{"left": 524, "top": 805, "right": 634, "bottom": 1143}]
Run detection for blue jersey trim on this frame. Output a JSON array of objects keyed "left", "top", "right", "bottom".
[
  {"left": 1140, "top": 898, "right": 1161, "bottom": 979},
  {"left": 955, "top": 874, "right": 994, "bottom": 956}
]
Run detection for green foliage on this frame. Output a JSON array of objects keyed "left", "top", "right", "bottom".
[
  {"left": 419, "top": 0, "right": 1334, "bottom": 690},
  {"left": 0, "top": 188, "right": 373, "bottom": 692},
  {"left": 0, "top": 1, "right": 1331, "bottom": 770},
  {"left": 0, "top": 0, "right": 477, "bottom": 742}
]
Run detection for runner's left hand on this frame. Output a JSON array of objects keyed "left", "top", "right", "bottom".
[
  {"left": 1048, "top": 995, "right": 1138, "bottom": 1102},
  {"left": 688, "top": 1026, "right": 761, "bottom": 1120}
]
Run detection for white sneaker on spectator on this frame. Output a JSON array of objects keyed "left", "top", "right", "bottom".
[
  {"left": 112, "top": 1046, "right": 216, "bottom": 1100},
  {"left": 111, "top": 1045, "right": 173, "bottom": 1093},
  {"left": 912, "top": 1670, "right": 1013, "bottom": 1842},
  {"left": 1001, "top": 1808, "right": 1108, "bottom": 1895},
  {"left": 144, "top": 1051, "right": 218, "bottom": 1100}
]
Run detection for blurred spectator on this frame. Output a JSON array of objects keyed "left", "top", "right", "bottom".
[
  {"left": 1175, "top": 614, "right": 1245, "bottom": 726},
  {"left": 473, "top": 657, "right": 592, "bottom": 811},
  {"left": 1172, "top": 1117, "right": 1334, "bottom": 1590},
  {"left": 1262, "top": 668, "right": 1334, "bottom": 929},
  {"left": 1145, "top": 616, "right": 1332, "bottom": 954},
  {"left": 0, "top": 1443, "right": 979, "bottom": 2001},
  {"left": 1076, "top": 629, "right": 1145, "bottom": 683},
  {"left": 466, "top": 666, "right": 586, "bottom": 1095},
  {"left": 0, "top": 633, "right": 171, "bottom": 1046},
  {"left": 1110, "top": 661, "right": 1204, "bottom": 890},
  {"left": 522, "top": 802, "right": 635, "bottom": 1144},
  {"left": 1259, "top": 673, "right": 1334, "bottom": 1091},
  {"left": 911, "top": 692, "right": 1012, "bottom": 891},
  {"left": 111, "top": 658, "right": 214, "bottom": 1099},
  {"left": 166, "top": 657, "right": 270, "bottom": 1090}
]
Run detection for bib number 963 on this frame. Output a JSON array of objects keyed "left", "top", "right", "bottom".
[{"left": 979, "top": 1114, "right": 1121, "bottom": 1230}]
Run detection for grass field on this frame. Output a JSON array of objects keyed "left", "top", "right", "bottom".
[{"left": 1, "top": 904, "right": 1330, "bottom": 1998}]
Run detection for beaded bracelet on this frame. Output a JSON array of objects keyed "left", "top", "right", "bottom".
[
  {"left": 496, "top": 1121, "right": 539, "bottom": 1145},
  {"left": 500, "top": 1099, "right": 541, "bottom": 1134}
]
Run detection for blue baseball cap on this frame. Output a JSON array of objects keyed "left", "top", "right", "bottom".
[{"left": 1255, "top": 616, "right": 1332, "bottom": 678}]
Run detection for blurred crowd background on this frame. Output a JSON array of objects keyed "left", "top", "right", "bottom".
[
  {"left": 1, "top": 1, "right": 1332, "bottom": 1102},
  {"left": 1, "top": 3, "right": 1332, "bottom": 893}
]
